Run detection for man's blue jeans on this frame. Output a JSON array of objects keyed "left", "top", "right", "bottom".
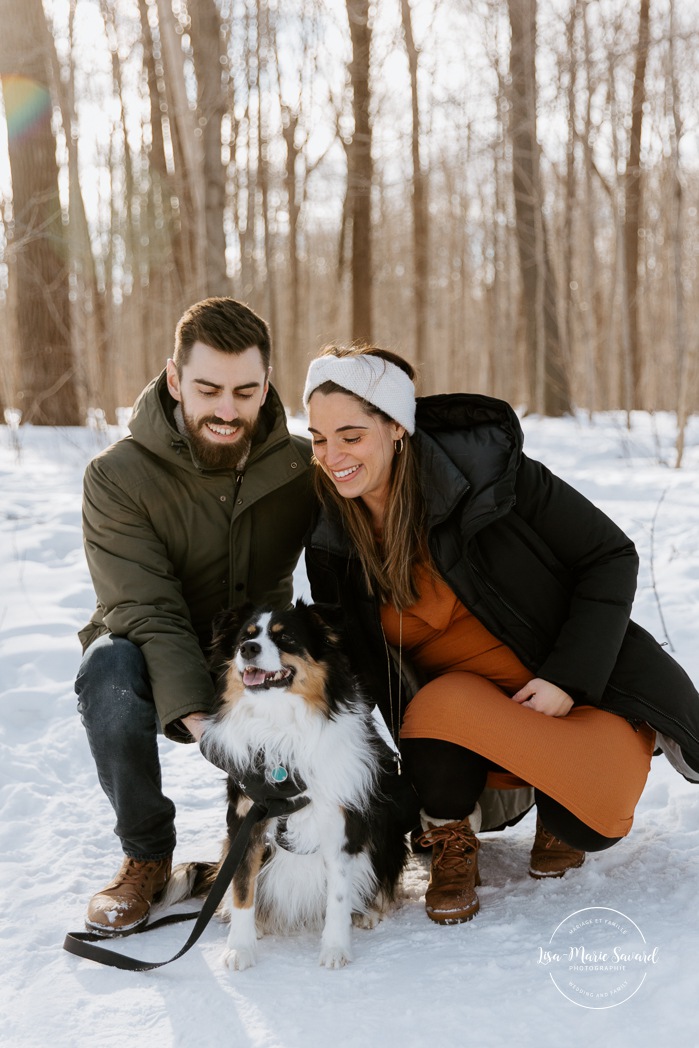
[{"left": 75, "top": 634, "right": 176, "bottom": 859}]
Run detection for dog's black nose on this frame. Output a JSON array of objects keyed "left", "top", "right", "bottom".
[{"left": 239, "top": 640, "right": 262, "bottom": 660}]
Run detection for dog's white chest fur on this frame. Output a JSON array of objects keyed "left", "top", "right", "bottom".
[
  {"left": 210, "top": 686, "right": 378, "bottom": 808},
  {"left": 173, "top": 602, "right": 407, "bottom": 970},
  {"left": 204, "top": 688, "right": 382, "bottom": 969}
]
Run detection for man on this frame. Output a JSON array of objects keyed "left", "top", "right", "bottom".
[{"left": 75, "top": 298, "right": 314, "bottom": 935}]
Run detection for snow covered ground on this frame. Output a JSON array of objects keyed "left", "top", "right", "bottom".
[{"left": 1, "top": 409, "right": 699, "bottom": 1048}]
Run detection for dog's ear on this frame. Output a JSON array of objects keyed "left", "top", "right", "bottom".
[
  {"left": 306, "top": 601, "right": 345, "bottom": 634},
  {"left": 209, "top": 602, "right": 255, "bottom": 666}
]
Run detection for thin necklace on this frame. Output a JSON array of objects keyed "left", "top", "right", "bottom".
[{"left": 381, "top": 609, "right": 403, "bottom": 774}]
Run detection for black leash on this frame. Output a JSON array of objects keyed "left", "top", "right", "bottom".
[{"left": 63, "top": 794, "right": 306, "bottom": 972}]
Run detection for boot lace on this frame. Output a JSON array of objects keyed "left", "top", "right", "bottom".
[
  {"left": 415, "top": 825, "right": 480, "bottom": 872},
  {"left": 539, "top": 826, "right": 559, "bottom": 850},
  {"left": 535, "top": 821, "right": 569, "bottom": 852},
  {"left": 116, "top": 858, "right": 167, "bottom": 893}
]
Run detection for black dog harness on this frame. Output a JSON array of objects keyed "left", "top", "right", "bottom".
[{"left": 63, "top": 769, "right": 310, "bottom": 972}]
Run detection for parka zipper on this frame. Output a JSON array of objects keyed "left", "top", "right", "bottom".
[
  {"left": 468, "top": 560, "right": 541, "bottom": 637},
  {"left": 605, "top": 684, "right": 699, "bottom": 746}
]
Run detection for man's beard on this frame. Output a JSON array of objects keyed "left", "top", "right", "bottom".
[{"left": 181, "top": 409, "right": 258, "bottom": 470}]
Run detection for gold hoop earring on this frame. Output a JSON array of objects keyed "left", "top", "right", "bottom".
[{"left": 394, "top": 438, "right": 404, "bottom": 455}]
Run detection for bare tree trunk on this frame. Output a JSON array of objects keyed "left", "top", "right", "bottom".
[
  {"left": 624, "top": 0, "right": 651, "bottom": 407},
  {"left": 102, "top": 0, "right": 140, "bottom": 405},
  {"left": 668, "top": 0, "right": 695, "bottom": 466},
  {"left": 580, "top": 0, "right": 600, "bottom": 415},
  {"left": 189, "top": 0, "right": 229, "bottom": 297},
  {"left": 607, "top": 43, "right": 633, "bottom": 419},
  {"left": 273, "top": 3, "right": 327, "bottom": 403},
  {"left": 222, "top": 21, "right": 242, "bottom": 294},
  {"left": 561, "top": 1, "right": 579, "bottom": 396},
  {"left": 400, "top": 0, "right": 429, "bottom": 380},
  {"left": 0, "top": 0, "right": 78, "bottom": 424},
  {"left": 136, "top": 0, "right": 181, "bottom": 382},
  {"left": 0, "top": 197, "right": 20, "bottom": 414},
  {"left": 482, "top": 5, "right": 517, "bottom": 401},
  {"left": 156, "top": 0, "right": 207, "bottom": 306},
  {"left": 238, "top": 0, "right": 257, "bottom": 301},
  {"left": 507, "top": 0, "right": 571, "bottom": 415},
  {"left": 329, "top": 86, "right": 352, "bottom": 337},
  {"left": 256, "top": 0, "right": 280, "bottom": 378},
  {"left": 56, "top": 0, "right": 110, "bottom": 417},
  {"left": 346, "top": 0, "right": 373, "bottom": 341},
  {"left": 281, "top": 103, "right": 301, "bottom": 398}
]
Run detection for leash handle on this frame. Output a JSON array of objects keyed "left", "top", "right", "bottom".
[{"left": 63, "top": 801, "right": 269, "bottom": 972}]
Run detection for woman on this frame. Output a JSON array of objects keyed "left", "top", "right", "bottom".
[{"left": 303, "top": 345, "right": 699, "bottom": 926}]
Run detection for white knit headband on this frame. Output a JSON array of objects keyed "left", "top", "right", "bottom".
[{"left": 302, "top": 355, "right": 416, "bottom": 435}]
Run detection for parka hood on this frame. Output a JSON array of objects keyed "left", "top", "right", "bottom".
[
  {"left": 309, "top": 391, "right": 524, "bottom": 556},
  {"left": 415, "top": 392, "right": 524, "bottom": 531},
  {"left": 416, "top": 391, "right": 523, "bottom": 443}
]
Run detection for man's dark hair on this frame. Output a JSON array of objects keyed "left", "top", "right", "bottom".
[{"left": 173, "top": 298, "right": 271, "bottom": 372}]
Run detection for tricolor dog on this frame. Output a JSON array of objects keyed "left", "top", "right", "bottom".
[{"left": 163, "top": 601, "right": 408, "bottom": 970}]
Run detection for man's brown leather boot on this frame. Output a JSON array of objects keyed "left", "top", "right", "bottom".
[{"left": 86, "top": 856, "right": 172, "bottom": 936}]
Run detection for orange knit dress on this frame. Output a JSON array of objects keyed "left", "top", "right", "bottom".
[{"left": 380, "top": 565, "right": 654, "bottom": 838}]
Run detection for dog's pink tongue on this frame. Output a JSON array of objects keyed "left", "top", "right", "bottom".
[{"left": 243, "top": 667, "right": 268, "bottom": 686}]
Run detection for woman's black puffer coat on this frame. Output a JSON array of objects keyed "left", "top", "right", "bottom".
[{"left": 306, "top": 393, "right": 699, "bottom": 775}]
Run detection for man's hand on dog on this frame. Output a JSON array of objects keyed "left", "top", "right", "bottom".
[{"left": 182, "top": 712, "right": 209, "bottom": 741}]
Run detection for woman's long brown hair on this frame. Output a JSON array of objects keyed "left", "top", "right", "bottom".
[{"left": 310, "top": 345, "right": 431, "bottom": 611}]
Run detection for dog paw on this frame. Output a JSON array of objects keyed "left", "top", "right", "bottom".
[
  {"left": 352, "top": 909, "right": 381, "bottom": 930},
  {"left": 223, "top": 946, "right": 257, "bottom": 971},
  {"left": 352, "top": 888, "right": 397, "bottom": 928},
  {"left": 319, "top": 944, "right": 352, "bottom": 969}
]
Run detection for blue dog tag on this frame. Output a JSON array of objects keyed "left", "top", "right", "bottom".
[{"left": 271, "top": 766, "right": 289, "bottom": 783}]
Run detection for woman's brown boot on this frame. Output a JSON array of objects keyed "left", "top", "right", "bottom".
[
  {"left": 528, "top": 816, "right": 585, "bottom": 878},
  {"left": 415, "top": 806, "right": 481, "bottom": 924}
]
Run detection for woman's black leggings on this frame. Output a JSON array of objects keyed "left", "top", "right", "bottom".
[{"left": 401, "top": 737, "right": 622, "bottom": 852}]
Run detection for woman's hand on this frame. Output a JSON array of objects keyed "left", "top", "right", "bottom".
[{"left": 511, "top": 679, "right": 574, "bottom": 717}]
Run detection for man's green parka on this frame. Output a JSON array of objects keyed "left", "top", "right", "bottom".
[{"left": 80, "top": 372, "right": 314, "bottom": 739}]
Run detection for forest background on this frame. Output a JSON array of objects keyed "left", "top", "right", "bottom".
[{"left": 1, "top": 0, "right": 699, "bottom": 463}]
